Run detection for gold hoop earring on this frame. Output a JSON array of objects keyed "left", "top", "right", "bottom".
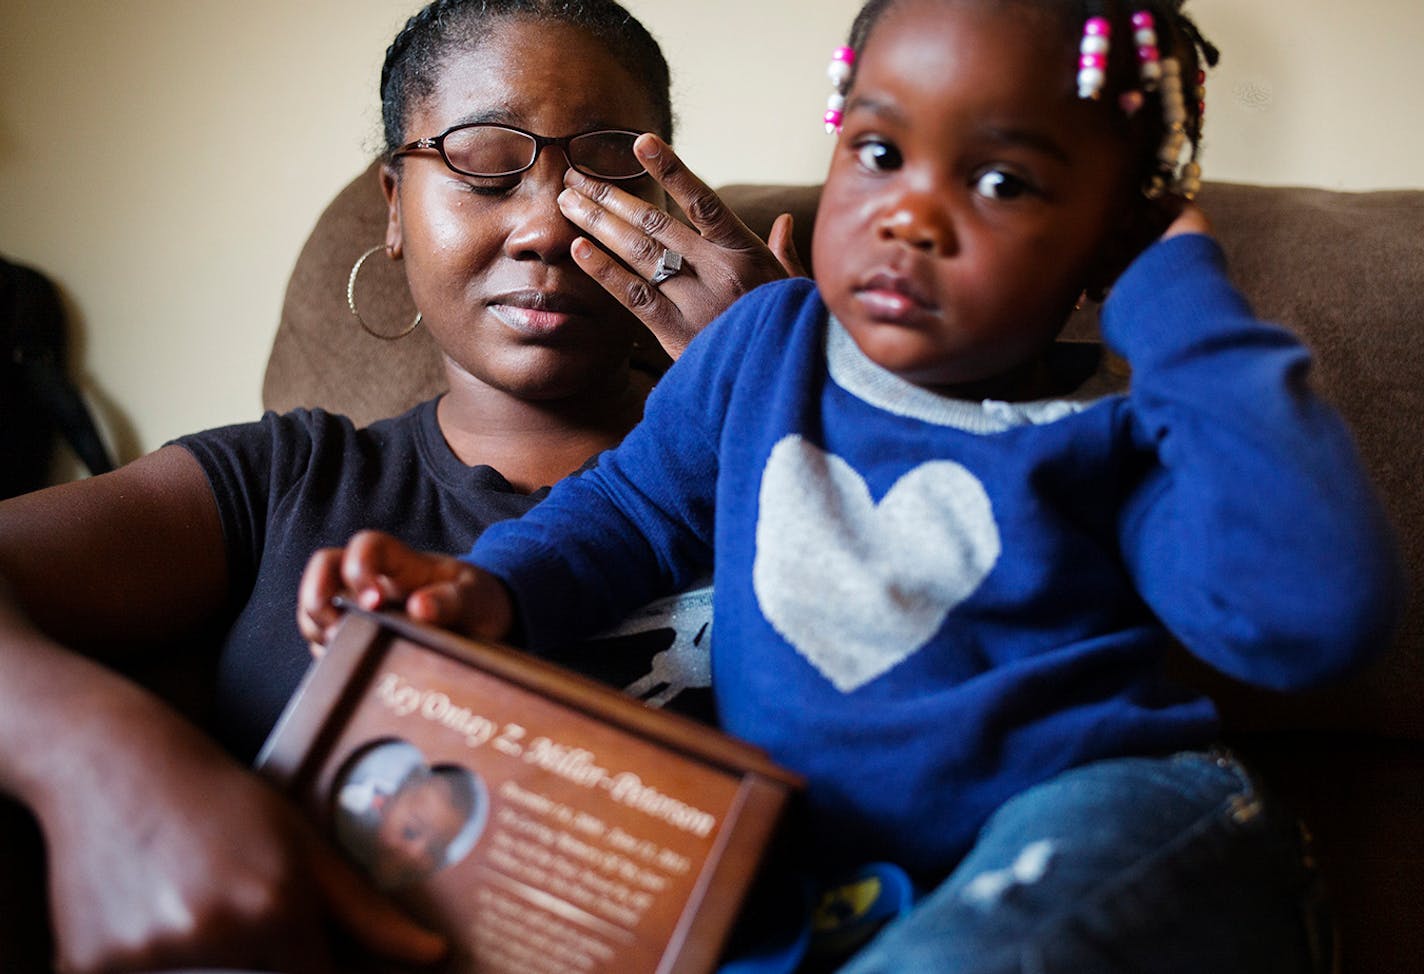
[{"left": 347, "top": 245, "right": 421, "bottom": 340}]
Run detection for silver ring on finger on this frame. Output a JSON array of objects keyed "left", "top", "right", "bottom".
[{"left": 649, "top": 248, "right": 684, "bottom": 286}]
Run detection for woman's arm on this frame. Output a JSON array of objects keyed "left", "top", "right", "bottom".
[
  {"left": 0, "top": 445, "right": 228, "bottom": 654},
  {"left": 0, "top": 448, "right": 444, "bottom": 973}
]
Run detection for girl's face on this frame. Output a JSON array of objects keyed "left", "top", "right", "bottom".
[
  {"left": 385, "top": 18, "right": 665, "bottom": 404},
  {"left": 811, "top": 0, "right": 1139, "bottom": 396}
]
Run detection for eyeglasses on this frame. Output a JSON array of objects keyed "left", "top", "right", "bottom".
[{"left": 392, "top": 123, "right": 647, "bottom": 181}]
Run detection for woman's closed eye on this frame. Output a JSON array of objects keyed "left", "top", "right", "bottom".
[
  {"left": 459, "top": 176, "right": 520, "bottom": 198},
  {"left": 971, "top": 167, "right": 1038, "bottom": 201}
]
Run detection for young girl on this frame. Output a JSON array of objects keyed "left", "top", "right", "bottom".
[{"left": 304, "top": 0, "right": 1402, "bottom": 968}]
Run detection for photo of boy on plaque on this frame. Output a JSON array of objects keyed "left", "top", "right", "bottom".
[{"left": 332, "top": 739, "right": 489, "bottom": 891}]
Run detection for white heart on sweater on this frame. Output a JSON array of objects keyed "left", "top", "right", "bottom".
[{"left": 753, "top": 435, "right": 1000, "bottom": 692}]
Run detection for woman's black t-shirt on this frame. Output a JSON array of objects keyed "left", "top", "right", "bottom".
[{"left": 174, "top": 399, "right": 712, "bottom": 762}]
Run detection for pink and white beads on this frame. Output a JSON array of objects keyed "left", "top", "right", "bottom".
[
  {"left": 1077, "top": 16, "right": 1111, "bottom": 100},
  {"left": 825, "top": 46, "right": 855, "bottom": 133},
  {"left": 1133, "top": 10, "right": 1162, "bottom": 90}
]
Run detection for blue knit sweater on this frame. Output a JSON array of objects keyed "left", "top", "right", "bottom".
[{"left": 468, "top": 235, "right": 1400, "bottom": 880}]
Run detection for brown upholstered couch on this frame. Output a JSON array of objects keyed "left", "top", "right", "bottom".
[{"left": 267, "top": 162, "right": 1423, "bottom": 973}]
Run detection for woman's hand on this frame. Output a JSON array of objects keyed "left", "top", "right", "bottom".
[
  {"left": 0, "top": 454, "right": 444, "bottom": 971},
  {"left": 559, "top": 133, "right": 807, "bottom": 359},
  {"left": 37, "top": 684, "right": 447, "bottom": 974},
  {"left": 299, "top": 529, "right": 515, "bottom": 653}
]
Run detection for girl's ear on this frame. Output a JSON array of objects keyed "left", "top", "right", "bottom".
[
  {"left": 1085, "top": 190, "right": 1183, "bottom": 299},
  {"left": 380, "top": 162, "right": 404, "bottom": 258}
]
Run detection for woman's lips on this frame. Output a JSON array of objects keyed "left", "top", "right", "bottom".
[
  {"left": 487, "top": 289, "right": 589, "bottom": 337},
  {"left": 489, "top": 303, "right": 573, "bottom": 335}
]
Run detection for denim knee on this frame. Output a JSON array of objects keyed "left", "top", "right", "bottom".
[{"left": 836, "top": 750, "right": 1326, "bottom": 974}]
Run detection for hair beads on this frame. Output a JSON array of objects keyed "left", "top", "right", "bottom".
[
  {"left": 1133, "top": 10, "right": 1162, "bottom": 90},
  {"left": 1077, "top": 16, "right": 1111, "bottom": 100},
  {"left": 825, "top": 46, "right": 856, "bottom": 133},
  {"left": 832, "top": 0, "right": 1216, "bottom": 195},
  {"left": 1074, "top": 4, "right": 1213, "bottom": 199},
  {"left": 1183, "top": 64, "right": 1207, "bottom": 195},
  {"left": 1146, "top": 56, "right": 1198, "bottom": 198}
]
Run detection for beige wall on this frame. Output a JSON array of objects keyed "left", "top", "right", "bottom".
[{"left": 2, "top": 0, "right": 1419, "bottom": 469}]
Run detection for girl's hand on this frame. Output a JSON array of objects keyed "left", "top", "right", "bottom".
[
  {"left": 39, "top": 691, "right": 446, "bottom": 973},
  {"left": 1160, "top": 200, "right": 1213, "bottom": 240},
  {"left": 299, "top": 530, "right": 514, "bottom": 652},
  {"left": 558, "top": 133, "right": 807, "bottom": 359}
]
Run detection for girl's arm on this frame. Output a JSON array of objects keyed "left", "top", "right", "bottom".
[
  {"left": 463, "top": 283, "right": 807, "bottom": 652},
  {"left": 295, "top": 284, "right": 799, "bottom": 653},
  {"left": 299, "top": 529, "right": 515, "bottom": 648},
  {"left": 469, "top": 367, "right": 723, "bottom": 651},
  {"left": 0, "top": 449, "right": 443, "bottom": 973},
  {"left": 1108, "top": 215, "right": 1404, "bottom": 691}
]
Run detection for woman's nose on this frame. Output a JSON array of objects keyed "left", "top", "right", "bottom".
[
  {"left": 877, "top": 189, "right": 955, "bottom": 255},
  {"left": 503, "top": 152, "right": 578, "bottom": 262}
]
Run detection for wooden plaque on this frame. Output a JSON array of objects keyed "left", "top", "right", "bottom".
[{"left": 257, "top": 606, "right": 802, "bottom": 974}]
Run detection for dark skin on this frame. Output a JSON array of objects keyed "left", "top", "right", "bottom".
[
  {"left": 383, "top": 23, "right": 669, "bottom": 490},
  {"left": 0, "top": 15, "right": 800, "bottom": 973},
  {"left": 379, "top": 25, "right": 802, "bottom": 490},
  {"left": 0, "top": 456, "right": 436, "bottom": 974},
  {"left": 812, "top": 0, "right": 1199, "bottom": 401},
  {"left": 297, "top": 0, "right": 1211, "bottom": 649}
]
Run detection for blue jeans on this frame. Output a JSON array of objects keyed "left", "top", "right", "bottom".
[{"left": 827, "top": 750, "right": 1327, "bottom": 973}]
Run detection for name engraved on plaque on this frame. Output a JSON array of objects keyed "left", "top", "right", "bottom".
[{"left": 371, "top": 669, "right": 720, "bottom": 840}]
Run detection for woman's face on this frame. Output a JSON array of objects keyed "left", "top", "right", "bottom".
[{"left": 385, "top": 18, "right": 666, "bottom": 403}]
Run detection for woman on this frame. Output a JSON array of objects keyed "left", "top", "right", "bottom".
[{"left": 0, "top": 1, "right": 799, "bottom": 971}]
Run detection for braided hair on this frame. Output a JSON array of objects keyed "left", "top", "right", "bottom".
[
  {"left": 379, "top": 0, "right": 673, "bottom": 158},
  {"left": 842, "top": 0, "right": 1219, "bottom": 195}
]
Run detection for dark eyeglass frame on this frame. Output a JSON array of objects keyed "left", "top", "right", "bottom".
[{"left": 391, "top": 122, "right": 648, "bottom": 181}]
